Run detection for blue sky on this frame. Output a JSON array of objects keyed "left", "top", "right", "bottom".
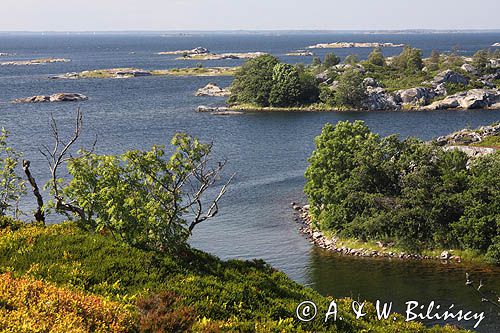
[{"left": 1, "top": 0, "right": 499, "bottom": 31}]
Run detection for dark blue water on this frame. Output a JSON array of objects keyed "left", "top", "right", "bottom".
[{"left": 1, "top": 32, "right": 500, "bottom": 332}]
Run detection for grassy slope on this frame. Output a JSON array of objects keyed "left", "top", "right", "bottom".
[{"left": 0, "top": 223, "right": 466, "bottom": 332}]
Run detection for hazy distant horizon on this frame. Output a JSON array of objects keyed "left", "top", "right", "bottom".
[
  {"left": 1, "top": 0, "right": 499, "bottom": 32},
  {"left": 1, "top": 29, "right": 500, "bottom": 34}
]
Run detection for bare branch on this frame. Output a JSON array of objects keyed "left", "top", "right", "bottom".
[
  {"left": 22, "top": 160, "right": 45, "bottom": 224},
  {"left": 188, "top": 172, "right": 235, "bottom": 233},
  {"left": 43, "top": 108, "right": 86, "bottom": 221}
]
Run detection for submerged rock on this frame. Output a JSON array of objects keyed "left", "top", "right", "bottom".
[
  {"left": 13, "top": 93, "right": 88, "bottom": 103},
  {"left": 195, "top": 83, "right": 231, "bottom": 97}
]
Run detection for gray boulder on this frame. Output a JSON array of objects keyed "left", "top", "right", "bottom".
[
  {"left": 363, "top": 77, "right": 379, "bottom": 88},
  {"left": 395, "top": 87, "right": 435, "bottom": 105},
  {"left": 433, "top": 70, "right": 469, "bottom": 85},
  {"left": 363, "top": 87, "right": 399, "bottom": 111},
  {"left": 423, "top": 89, "right": 500, "bottom": 110},
  {"left": 461, "top": 64, "right": 478, "bottom": 75},
  {"left": 315, "top": 70, "right": 330, "bottom": 83}
]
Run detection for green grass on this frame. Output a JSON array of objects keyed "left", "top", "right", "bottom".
[
  {"left": 0, "top": 223, "right": 467, "bottom": 332},
  {"left": 472, "top": 135, "right": 500, "bottom": 148}
]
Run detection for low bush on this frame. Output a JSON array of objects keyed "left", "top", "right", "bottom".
[{"left": 0, "top": 272, "right": 136, "bottom": 333}]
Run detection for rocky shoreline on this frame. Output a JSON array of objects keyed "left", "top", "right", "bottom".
[{"left": 291, "top": 203, "right": 463, "bottom": 262}]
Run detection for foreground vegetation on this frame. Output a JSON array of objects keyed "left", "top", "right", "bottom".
[
  {"left": 305, "top": 121, "right": 499, "bottom": 263},
  {"left": 0, "top": 120, "right": 467, "bottom": 332},
  {"left": 1, "top": 221, "right": 469, "bottom": 332}
]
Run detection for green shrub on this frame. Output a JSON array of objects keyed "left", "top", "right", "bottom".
[
  {"left": 60, "top": 133, "right": 227, "bottom": 253},
  {"left": 0, "top": 128, "right": 25, "bottom": 217}
]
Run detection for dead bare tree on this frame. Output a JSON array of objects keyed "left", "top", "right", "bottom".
[
  {"left": 22, "top": 160, "right": 45, "bottom": 224},
  {"left": 131, "top": 143, "right": 235, "bottom": 236},
  {"left": 39, "top": 109, "right": 88, "bottom": 220},
  {"left": 186, "top": 156, "right": 235, "bottom": 233}
]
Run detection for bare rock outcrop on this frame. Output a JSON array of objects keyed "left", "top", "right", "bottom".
[
  {"left": 394, "top": 87, "right": 436, "bottom": 106},
  {"left": 195, "top": 83, "right": 231, "bottom": 97},
  {"left": 423, "top": 89, "right": 500, "bottom": 110},
  {"left": 13, "top": 93, "right": 88, "bottom": 103}
]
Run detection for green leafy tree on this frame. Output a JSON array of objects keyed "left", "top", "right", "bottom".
[
  {"left": 311, "top": 57, "right": 322, "bottom": 67},
  {"left": 0, "top": 128, "right": 25, "bottom": 218},
  {"left": 323, "top": 52, "right": 340, "bottom": 67},
  {"left": 367, "top": 47, "right": 386, "bottom": 66},
  {"left": 393, "top": 46, "right": 424, "bottom": 72},
  {"left": 319, "top": 85, "right": 336, "bottom": 106},
  {"left": 62, "top": 134, "right": 232, "bottom": 253},
  {"left": 427, "top": 50, "right": 441, "bottom": 71},
  {"left": 334, "top": 69, "right": 366, "bottom": 108},
  {"left": 472, "top": 49, "right": 491, "bottom": 75},
  {"left": 228, "top": 54, "right": 279, "bottom": 107},
  {"left": 452, "top": 152, "right": 500, "bottom": 263},
  {"left": 344, "top": 54, "right": 359, "bottom": 65},
  {"left": 296, "top": 65, "right": 320, "bottom": 104},
  {"left": 269, "top": 63, "right": 302, "bottom": 107}
]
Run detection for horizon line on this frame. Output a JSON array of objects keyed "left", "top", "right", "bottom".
[{"left": 1, "top": 29, "right": 500, "bottom": 34}]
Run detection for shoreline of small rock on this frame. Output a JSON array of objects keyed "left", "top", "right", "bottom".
[{"left": 291, "top": 203, "right": 462, "bottom": 263}]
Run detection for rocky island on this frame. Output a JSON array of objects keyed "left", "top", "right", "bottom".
[
  {"left": 296, "top": 121, "right": 499, "bottom": 264},
  {"left": 50, "top": 67, "right": 238, "bottom": 79},
  {"left": 12, "top": 93, "right": 88, "bottom": 103},
  {"left": 207, "top": 46, "right": 500, "bottom": 113},
  {"left": 307, "top": 42, "right": 404, "bottom": 49},
  {"left": 195, "top": 83, "right": 231, "bottom": 97},
  {"left": 176, "top": 52, "right": 267, "bottom": 60},
  {"left": 156, "top": 46, "right": 209, "bottom": 55},
  {"left": 1, "top": 58, "right": 70, "bottom": 66},
  {"left": 286, "top": 50, "right": 315, "bottom": 56}
]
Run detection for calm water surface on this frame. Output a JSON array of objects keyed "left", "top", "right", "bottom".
[{"left": 1, "top": 32, "right": 499, "bottom": 331}]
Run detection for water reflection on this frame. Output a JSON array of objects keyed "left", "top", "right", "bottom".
[{"left": 307, "top": 247, "right": 500, "bottom": 332}]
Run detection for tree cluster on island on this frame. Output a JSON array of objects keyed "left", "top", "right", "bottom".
[
  {"left": 227, "top": 47, "right": 500, "bottom": 110},
  {"left": 305, "top": 121, "right": 499, "bottom": 263}
]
